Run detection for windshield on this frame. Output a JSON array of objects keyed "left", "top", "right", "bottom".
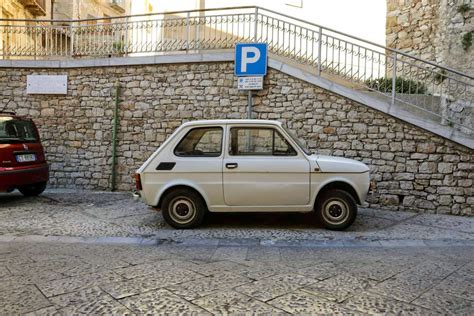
[
  {"left": 282, "top": 125, "right": 312, "bottom": 155},
  {"left": 0, "top": 117, "right": 39, "bottom": 143}
]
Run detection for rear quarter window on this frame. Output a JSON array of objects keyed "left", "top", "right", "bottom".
[
  {"left": 174, "top": 127, "right": 223, "bottom": 157},
  {"left": 0, "top": 117, "right": 39, "bottom": 143}
]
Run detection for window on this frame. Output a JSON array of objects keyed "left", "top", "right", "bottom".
[
  {"left": 229, "top": 128, "right": 297, "bottom": 156},
  {"left": 0, "top": 118, "right": 38, "bottom": 143},
  {"left": 174, "top": 127, "right": 222, "bottom": 157}
]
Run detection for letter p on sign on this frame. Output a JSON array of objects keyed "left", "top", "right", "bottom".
[
  {"left": 235, "top": 43, "right": 267, "bottom": 76},
  {"left": 241, "top": 46, "right": 260, "bottom": 72}
]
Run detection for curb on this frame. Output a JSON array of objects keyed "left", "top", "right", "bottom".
[{"left": 0, "top": 234, "right": 473, "bottom": 249}]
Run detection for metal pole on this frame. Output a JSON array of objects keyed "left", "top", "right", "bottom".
[
  {"left": 317, "top": 26, "right": 322, "bottom": 76},
  {"left": 69, "top": 21, "right": 74, "bottom": 57},
  {"left": 247, "top": 90, "right": 253, "bottom": 119},
  {"left": 124, "top": 17, "right": 129, "bottom": 55},
  {"left": 254, "top": 7, "right": 258, "bottom": 41},
  {"left": 34, "top": 21, "right": 37, "bottom": 60},
  {"left": 390, "top": 52, "right": 397, "bottom": 111},
  {"left": 185, "top": 11, "right": 190, "bottom": 52},
  {"left": 111, "top": 81, "right": 120, "bottom": 191}
]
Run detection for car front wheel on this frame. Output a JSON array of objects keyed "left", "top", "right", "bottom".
[
  {"left": 161, "top": 189, "right": 206, "bottom": 229},
  {"left": 18, "top": 181, "right": 47, "bottom": 197},
  {"left": 315, "top": 189, "right": 357, "bottom": 230}
]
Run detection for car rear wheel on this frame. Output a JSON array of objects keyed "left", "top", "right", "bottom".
[
  {"left": 315, "top": 189, "right": 357, "bottom": 230},
  {"left": 18, "top": 181, "right": 47, "bottom": 197},
  {"left": 161, "top": 189, "right": 206, "bottom": 229}
]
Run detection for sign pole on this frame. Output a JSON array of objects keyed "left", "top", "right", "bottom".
[{"left": 247, "top": 90, "right": 253, "bottom": 119}]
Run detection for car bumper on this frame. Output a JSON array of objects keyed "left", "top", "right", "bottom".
[
  {"left": 132, "top": 191, "right": 141, "bottom": 201},
  {"left": 0, "top": 163, "right": 49, "bottom": 192}
]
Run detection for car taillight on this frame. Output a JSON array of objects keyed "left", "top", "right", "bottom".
[{"left": 134, "top": 173, "right": 142, "bottom": 191}]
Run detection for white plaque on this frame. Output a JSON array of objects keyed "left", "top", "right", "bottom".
[
  {"left": 238, "top": 76, "right": 263, "bottom": 90},
  {"left": 27, "top": 75, "right": 68, "bottom": 94}
]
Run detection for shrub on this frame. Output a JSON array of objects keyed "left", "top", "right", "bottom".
[
  {"left": 461, "top": 31, "right": 472, "bottom": 51},
  {"left": 365, "top": 77, "right": 428, "bottom": 94}
]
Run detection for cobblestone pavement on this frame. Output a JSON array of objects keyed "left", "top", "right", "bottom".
[
  {"left": 0, "top": 241, "right": 473, "bottom": 315},
  {"left": 1, "top": 191, "right": 474, "bottom": 314},
  {"left": 0, "top": 190, "right": 473, "bottom": 245}
]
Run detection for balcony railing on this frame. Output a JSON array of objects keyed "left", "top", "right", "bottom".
[{"left": 0, "top": 6, "right": 472, "bottom": 135}]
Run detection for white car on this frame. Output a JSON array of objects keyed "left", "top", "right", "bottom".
[{"left": 135, "top": 120, "right": 371, "bottom": 230}]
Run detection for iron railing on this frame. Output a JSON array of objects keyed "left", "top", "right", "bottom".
[{"left": 0, "top": 6, "right": 473, "bottom": 134}]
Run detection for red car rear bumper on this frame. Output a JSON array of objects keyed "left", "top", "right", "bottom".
[{"left": 0, "top": 163, "right": 49, "bottom": 192}]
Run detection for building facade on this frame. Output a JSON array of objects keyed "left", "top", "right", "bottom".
[
  {"left": 53, "top": 0, "right": 131, "bottom": 21},
  {"left": 386, "top": 0, "right": 473, "bottom": 75}
]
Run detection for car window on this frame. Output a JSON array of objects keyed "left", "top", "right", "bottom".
[
  {"left": 174, "top": 127, "right": 222, "bottom": 157},
  {"left": 0, "top": 117, "right": 38, "bottom": 143},
  {"left": 229, "top": 127, "right": 297, "bottom": 156}
]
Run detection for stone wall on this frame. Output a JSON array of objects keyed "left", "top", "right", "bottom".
[
  {"left": 0, "top": 62, "right": 472, "bottom": 215},
  {"left": 386, "top": 0, "right": 473, "bottom": 75}
]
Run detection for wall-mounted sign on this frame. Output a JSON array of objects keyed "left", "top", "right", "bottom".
[
  {"left": 27, "top": 75, "right": 68, "bottom": 94},
  {"left": 238, "top": 76, "right": 263, "bottom": 90}
]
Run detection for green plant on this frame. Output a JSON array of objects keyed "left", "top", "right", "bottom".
[
  {"left": 113, "top": 41, "right": 124, "bottom": 52},
  {"left": 457, "top": 3, "right": 470, "bottom": 14},
  {"left": 461, "top": 31, "right": 472, "bottom": 51},
  {"left": 434, "top": 69, "right": 447, "bottom": 84},
  {"left": 365, "top": 77, "right": 428, "bottom": 94}
]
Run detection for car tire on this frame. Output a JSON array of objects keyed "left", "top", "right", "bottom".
[
  {"left": 161, "top": 189, "right": 206, "bottom": 229},
  {"left": 18, "top": 181, "right": 47, "bottom": 197},
  {"left": 315, "top": 189, "right": 357, "bottom": 231}
]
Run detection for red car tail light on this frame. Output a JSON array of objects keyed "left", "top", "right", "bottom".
[{"left": 134, "top": 173, "right": 142, "bottom": 191}]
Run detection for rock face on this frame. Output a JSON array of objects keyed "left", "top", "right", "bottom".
[
  {"left": 0, "top": 63, "right": 473, "bottom": 215},
  {"left": 386, "top": 0, "right": 473, "bottom": 75}
]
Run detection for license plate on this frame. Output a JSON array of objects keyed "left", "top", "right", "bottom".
[{"left": 16, "top": 154, "right": 36, "bottom": 163}]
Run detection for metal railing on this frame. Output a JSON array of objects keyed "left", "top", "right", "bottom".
[{"left": 1, "top": 6, "right": 473, "bottom": 134}]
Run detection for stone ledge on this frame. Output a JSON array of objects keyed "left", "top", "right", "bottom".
[{"left": 0, "top": 52, "right": 235, "bottom": 69}]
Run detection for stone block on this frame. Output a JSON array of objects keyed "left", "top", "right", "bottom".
[
  {"left": 419, "top": 162, "right": 437, "bottom": 173},
  {"left": 416, "top": 143, "right": 436, "bottom": 153},
  {"left": 438, "top": 163, "right": 453, "bottom": 174}
]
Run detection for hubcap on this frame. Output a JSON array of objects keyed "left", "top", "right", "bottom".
[
  {"left": 169, "top": 197, "right": 196, "bottom": 225},
  {"left": 175, "top": 203, "right": 190, "bottom": 216},
  {"left": 322, "top": 199, "right": 349, "bottom": 225}
]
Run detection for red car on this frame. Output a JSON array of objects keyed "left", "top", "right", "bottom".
[{"left": 0, "top": 111, "right": 49, "bottom": 196}]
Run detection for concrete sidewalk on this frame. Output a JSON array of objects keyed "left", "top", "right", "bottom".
[{"left": 0, "top": 190, "right": 473, "bottom": 248}]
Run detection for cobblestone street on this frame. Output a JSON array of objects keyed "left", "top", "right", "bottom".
[
  {"left": 1, "top": 191, "right": 473, "bottom": 314},
  {"left": 1, "top": 190, "right": 473, "bottom": 244},
  {"left": 1, "top": 241, "right": 473, "bottom": 314}
]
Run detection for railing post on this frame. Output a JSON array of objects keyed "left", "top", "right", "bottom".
[
  {"left": 69, "top": 21, "right": 74, "bottom": 57},
  {"left": 317, "top": 26, "right": 322, "bottom": 76},
  {"left": 34, "top": 21, "right": 38, "bottom": 60},
  {"left": 124, "top": 17, "right": 130, "bottom": 55},
  {"left": 254, "top": 7, "right": 259, "bottom": 41},
  {"left": 185, "top": 11, "right": 190, "bottom": 52},
  {"left": 391, "top": 52, "right": 397, "bottom": 109}
]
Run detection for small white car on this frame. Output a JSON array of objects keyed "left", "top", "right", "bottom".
[{"left": 135, "top": 120, "right": 371, "bottom": 230}]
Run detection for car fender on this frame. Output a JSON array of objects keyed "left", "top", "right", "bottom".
[
  {"left": 311, "top": 175, "right": 362, "bottom": 206},
  {"left": 152, "top": 178, "right": 211, "bottom": 208}
]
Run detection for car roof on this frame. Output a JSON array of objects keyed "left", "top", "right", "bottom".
[
  {"left": 0, "top": 112, "right": 29, "bottom": 120},
  {"left": 180, "top": 119, "right": 283, "bottom": 127}
]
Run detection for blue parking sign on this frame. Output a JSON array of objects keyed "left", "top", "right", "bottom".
[{"left": 235, "top": 43, "right": 268, "bottom": 76}]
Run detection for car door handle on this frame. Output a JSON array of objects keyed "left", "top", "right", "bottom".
[{"left": 226, "top": 163, "right": 238, "bottom": 169}]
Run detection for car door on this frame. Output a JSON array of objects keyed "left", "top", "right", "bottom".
[{"left": 223, "top": 125, "right": 310, "bottom": 206}]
